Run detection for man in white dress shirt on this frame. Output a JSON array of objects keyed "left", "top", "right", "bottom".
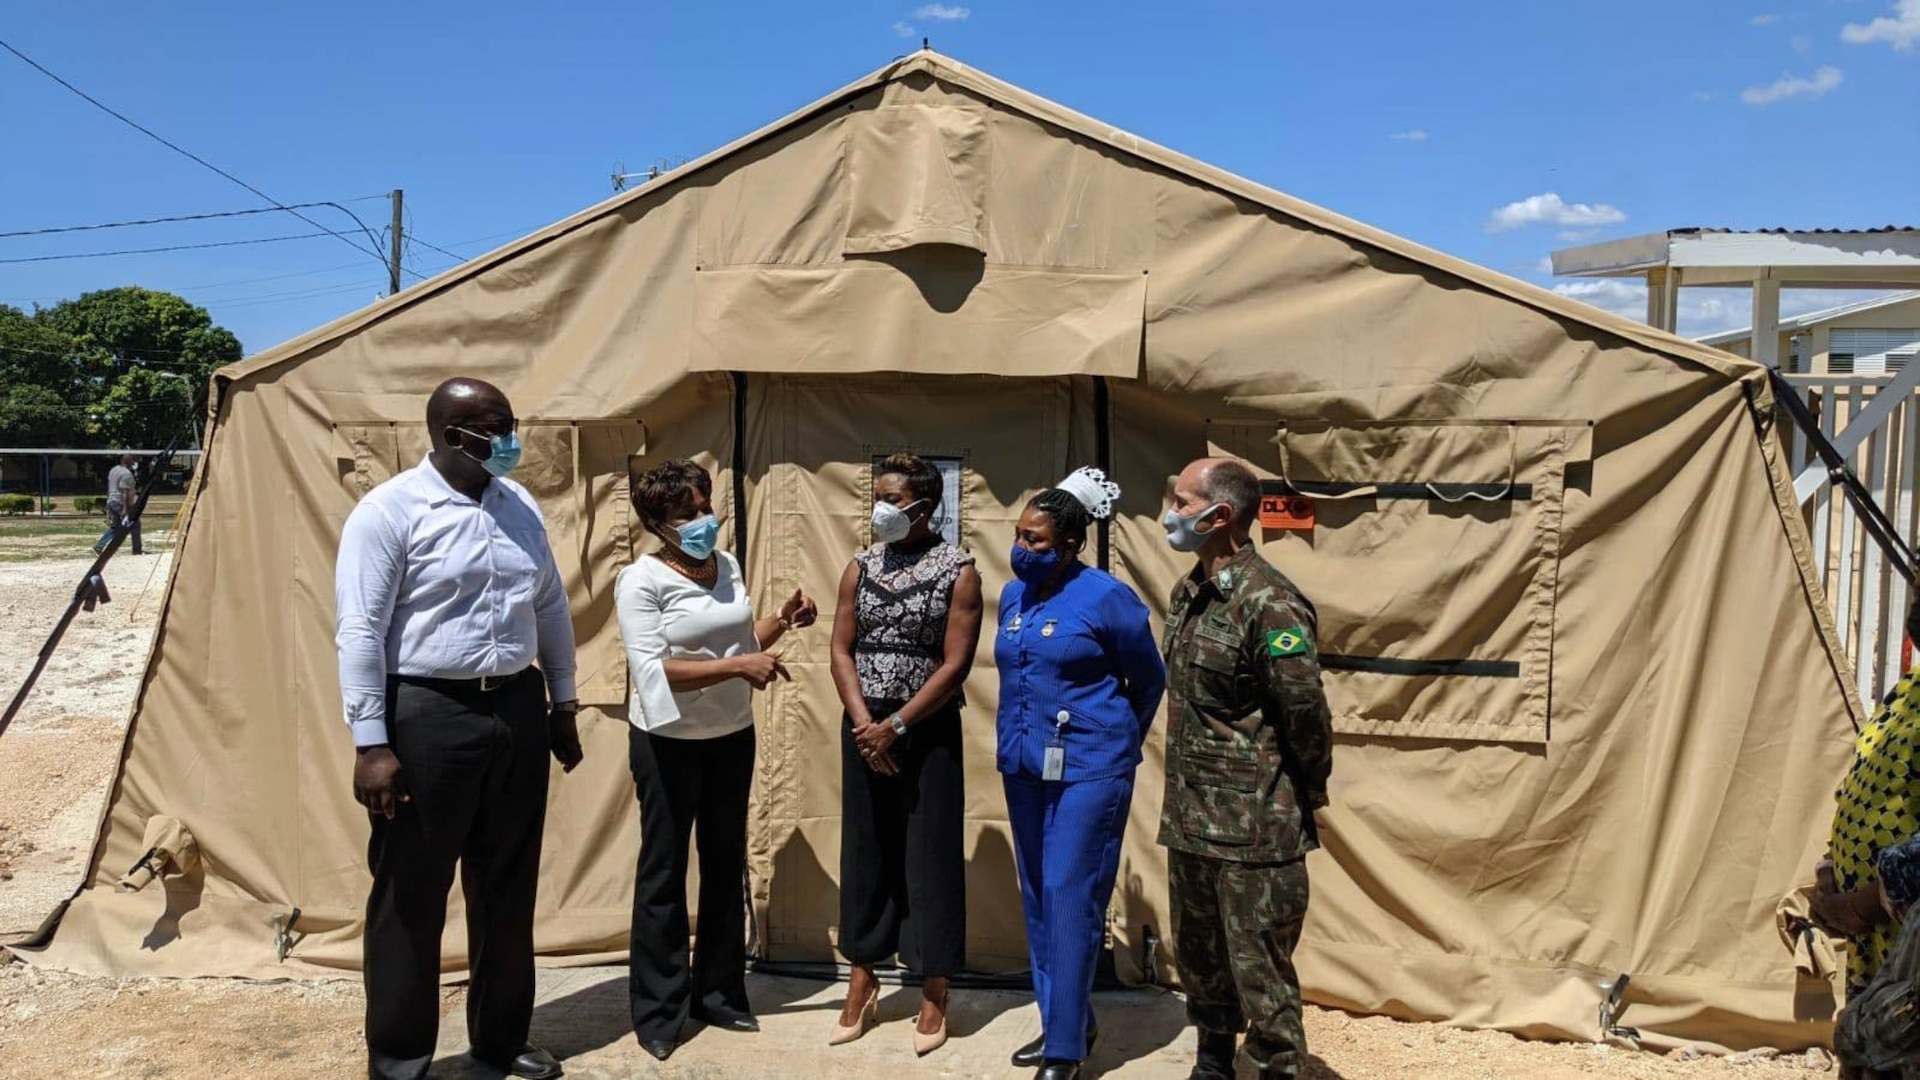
[{"left": 334, "top": 377, "right": 583, "bottom": 1080}]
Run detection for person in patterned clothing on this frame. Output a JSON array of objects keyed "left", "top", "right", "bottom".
[
  {"left": 826, "top": 453, "right": 984, "bottom": 1053},
  {"left": 1815, "top": 600, "right": 1920, "bottom": 999},
  {"left": 1159, "top": 456, "right": 1334, "bottom": 1080}
]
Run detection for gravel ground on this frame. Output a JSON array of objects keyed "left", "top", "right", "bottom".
[{"left": 0, "top": 541, "right": 1841, "bottom": 1079}]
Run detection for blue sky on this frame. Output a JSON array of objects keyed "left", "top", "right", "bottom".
[{"left": 3, "top": 1, "right": 1916, "bottom": 352}]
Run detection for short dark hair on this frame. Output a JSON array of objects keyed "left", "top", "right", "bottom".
[
  {"left": 631, "top": 459, "right": 712, "bottom": 529},
  {"left": 875, "top": 453, "right": 943, "bottom": 508},
  {"left": 1027, "top": 488, "right": 1092, "bottom": 549},
  {"left": 1201, "top": 459, "right": 1261, "bottom": 531}
]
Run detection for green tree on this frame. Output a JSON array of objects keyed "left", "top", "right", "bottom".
[
  {"left": 94, "top": 366, "right": 197, "bottom": 450},
  {"left": 0, "top": 304, "right": 90, "bottom": 446},
  {"left": 33, "top": 287, "right": 243, "bottom": 448}
]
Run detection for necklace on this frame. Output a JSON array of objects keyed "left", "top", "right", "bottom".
[{"left": 655, "top": 549, "right": 718, "bottom": 586}]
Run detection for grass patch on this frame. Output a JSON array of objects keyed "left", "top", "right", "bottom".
[{"left": 0, "top": 494, "right": 186, "bottom": 561}]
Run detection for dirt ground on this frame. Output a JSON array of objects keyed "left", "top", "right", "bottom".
[{"left": 0, "top": 534, "right": 1843, "bottom": 1079}]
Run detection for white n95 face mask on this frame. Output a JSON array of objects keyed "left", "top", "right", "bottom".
[{"left": 871, "top": 499, "right": 926, "bottom": 544}]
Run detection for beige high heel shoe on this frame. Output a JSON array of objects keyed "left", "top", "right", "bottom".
[
  {"left": 912, "top": 990, "right": 950, "bottom": 1056},
  {"left": 828, "top": 985, "right": 880, "bottom": 1046}
]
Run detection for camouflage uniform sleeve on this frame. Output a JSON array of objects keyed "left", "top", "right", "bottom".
[{"left": 1254, "top": 591, "right": 1334, "bottom": 813}]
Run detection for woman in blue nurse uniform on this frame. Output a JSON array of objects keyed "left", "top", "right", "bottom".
[{"left": 996, "top": 467, "right": 1167, "bottom": 1080}]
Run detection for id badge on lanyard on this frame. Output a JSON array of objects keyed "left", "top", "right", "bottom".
[{"left": 1044, "top": 709, "right": 1068, "bottom": 781}]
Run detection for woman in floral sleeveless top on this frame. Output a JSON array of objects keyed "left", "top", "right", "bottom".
[{"left": 825, "top": 453, "right": 984, "bottom": 1055}]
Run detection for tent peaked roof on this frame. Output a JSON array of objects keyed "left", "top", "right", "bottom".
[{"left": 220, "top": 49, "right": 1751, "bottom": 385}]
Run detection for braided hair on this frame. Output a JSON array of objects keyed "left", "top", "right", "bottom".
[{"left": 1027, "top": 487, "right": 1095, "bottom": 551}]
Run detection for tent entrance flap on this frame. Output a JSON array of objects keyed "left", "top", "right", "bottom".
[
  {"left": 745, "top": 374, "right": 1073, "bottom": 970},
  {"left": 1209, "top": 419, "right": 1591, "bottom": 744},
  {"left": 690, "top": 263, "right": 1146, "bottom": 378}
]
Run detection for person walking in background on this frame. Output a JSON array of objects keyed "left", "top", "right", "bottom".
[
  {"left": 95, "top": 452, "right": 141, "bottom": 555},
  {"left": 826, "top": 453, "right": 984, "bottom": 1054},
  {"left": 333, "top": 378, "right": 584, "bottom": 1080},
  {"left": 1159, "top": 456, "right": 1334, "bottom": 1080},
  {"left": 997, "top": 467, "right": 1166, "bottom": 1080},
  {"left": 616, "top": 458, "right": 817, "bottom": 1062}
]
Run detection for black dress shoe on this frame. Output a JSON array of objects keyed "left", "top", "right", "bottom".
[
  {"left": 639, "top": 1037, "right": 677, "bottom": 1062},
  {"left": 1188, "top": 1029, "right": 1237, "bottom": 1079},
  {"left": 1011, "top": 1022, "right": 1099, "bottom": 1068},
  {"left": 692, "top": 1006, "right": 760, "bottom": 1032},
  {"left": 1037, "top": 1062, "right": 1081, "bottom": 1080},
  {"left": 474, "top": 1044, "right": 563, "bottom": 1079}
]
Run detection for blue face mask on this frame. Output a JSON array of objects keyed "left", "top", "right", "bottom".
[
  {"left": 1010, "top": 543, "right": 1063, "bottom": 585},
  {"left": 675, "top": 514, "right": 720, "bottom": 560},
  {"left": 455, "top": 427, "right": 522, "bottom": 478}
]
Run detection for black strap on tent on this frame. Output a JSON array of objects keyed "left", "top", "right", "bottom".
[
  {"left": 1261, "top": 478, "right": 1533, "bottom": 503},
  {"left": 730, "top": 372, "right": 750, "bottom": 572},
  {"left": 1094, "top": 376, "right": 1112, "bottom": 571},
  {"left": 1, "top": 437, "right": 182, "bottom": 740},
  {"left": 1322, "top": 655, "right": 1520, "bottom": 679},
  {"left": 1768, "top": 368, "right": 1918, "bottom": 587}
]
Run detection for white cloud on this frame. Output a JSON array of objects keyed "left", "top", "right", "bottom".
[
  {"left": 893, "top": 20, "right": 917, "bottom": 37},
  {"left": 1842, "top": 0, "right": 1920, "bottom": 49},
  {"left": 1551, "top": 283, "right": 1905, "bottom": 340},
  {"left": 912, "top": 3, "right": 971, "bottom": 19},
  {"left": 1752, "top": 12, "right": 1780, "bottom": 25},
  {"left": 1553, "top": 281, "right": 1646, "bottom": 320},
  {"left": 1533, "top": 256, "right": 1556, "bottom": 275},
  {"left": 1791, "top": 34, "right": 1812, "bottom": 54},
  {"left": 1741, "top": 65, "right": 1844, "bottom": 104},
  {"left": 1550, "top": 281, "right": 1757, "bottom": 338},
  {"left": 1389, "top": 129, "right": 1428, "bottom": 142},
  {"left": 1691, "top": 89, "right": 1718, "bottom": 102},
  {"left": 1485, "top": 193, "right": 1628, "bottom": 233}
]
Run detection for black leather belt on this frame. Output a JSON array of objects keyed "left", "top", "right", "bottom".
[{"left": 395, "top": 668, "right": 534, "bottom": 694}]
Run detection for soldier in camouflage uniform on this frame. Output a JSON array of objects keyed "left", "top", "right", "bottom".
[{"left": 1158, "top": 457, "right": 1334, "bottom": 1080}]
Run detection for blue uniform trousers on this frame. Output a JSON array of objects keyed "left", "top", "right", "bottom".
[{"left": 1004, "top": 770, "right": 1134, "bottom": 1063}]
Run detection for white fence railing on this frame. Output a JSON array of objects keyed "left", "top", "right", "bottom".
[{"left": 1779, "top": 374, "right": 1919, "bottom": 707}]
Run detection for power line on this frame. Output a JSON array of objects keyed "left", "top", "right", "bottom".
[
  {"left": 0, "top": 232, "right": 335, "bottom": 265},
  {"left": 213, "top": 280, "right": 386, "bottom": 309},
  {"left": 0, "top": 36, "right": 400, "bottom": 274},
  {"left": 0, "top": 201, "right": 375, "bottom": 239},
  {"left": 172, "top": 259, "right": 374, "bottom": 292},
  {"left": 407, "top": 235, "right": 469, "bottom": 263}
]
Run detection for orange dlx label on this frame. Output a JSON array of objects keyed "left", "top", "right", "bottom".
[{"left": 1259, "top": 494, "right": 1315, "bottom": 531}]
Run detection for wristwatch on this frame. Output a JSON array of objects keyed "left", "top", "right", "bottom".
[
  {"left": 553, "top": 699, "right": 580, "bottom": 715},
  {"left": 887, "top": 713, "right": 908, "bottom": 736}
]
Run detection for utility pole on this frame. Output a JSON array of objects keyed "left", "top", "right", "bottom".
[{"left": 388, "top": 189, "right": 404, "bottom": 296}]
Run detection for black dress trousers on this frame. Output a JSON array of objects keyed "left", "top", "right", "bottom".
[
  {"left": 627, "top": 723, "right": 757, "bottom": 1042},
  {"left": 364, "top": 671, "right": 550, "bottom": 1080},
  {"left": 838, "top": 698, "right": 967, "bottom": 977}
]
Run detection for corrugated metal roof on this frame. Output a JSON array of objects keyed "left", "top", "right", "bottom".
[
  {"left": 1675, "top": 226, "right": 1920, "bottom": 236},
  {"left": 1697, "top": 290, "right": 1920, "bottom": 345}
]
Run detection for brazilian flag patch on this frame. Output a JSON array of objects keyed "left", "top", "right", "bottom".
[{"left": 1267, "top": 626, "right": 1310, "bottom": 658}]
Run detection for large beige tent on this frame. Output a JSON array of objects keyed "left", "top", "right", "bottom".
[{"left": 28, "top": 50, "right": 1862, "bottom": 1051}]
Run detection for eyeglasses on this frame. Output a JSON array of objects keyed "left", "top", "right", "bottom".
[{"left": 453, "top": 419, "right": 518, "bottom": 441}]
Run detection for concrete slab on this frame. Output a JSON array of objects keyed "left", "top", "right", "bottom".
[{"left": 426, "top": 967, "right": 1223, "bottom": 1079}]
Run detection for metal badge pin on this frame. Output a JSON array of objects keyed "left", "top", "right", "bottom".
[
  {"left": 1041, "top": 618, "right": 1057, "bottom": 638},
  {"left": 1006, "top": 612, "right": 1023, "bottom": 635}
]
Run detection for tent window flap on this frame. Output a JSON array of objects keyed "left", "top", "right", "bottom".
[
  {"left": 1209, "top": 418, "right": 1590, "bottom": 744},
  {"left": 844, "top": 105, "right": 989, "bottom": 256}
]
